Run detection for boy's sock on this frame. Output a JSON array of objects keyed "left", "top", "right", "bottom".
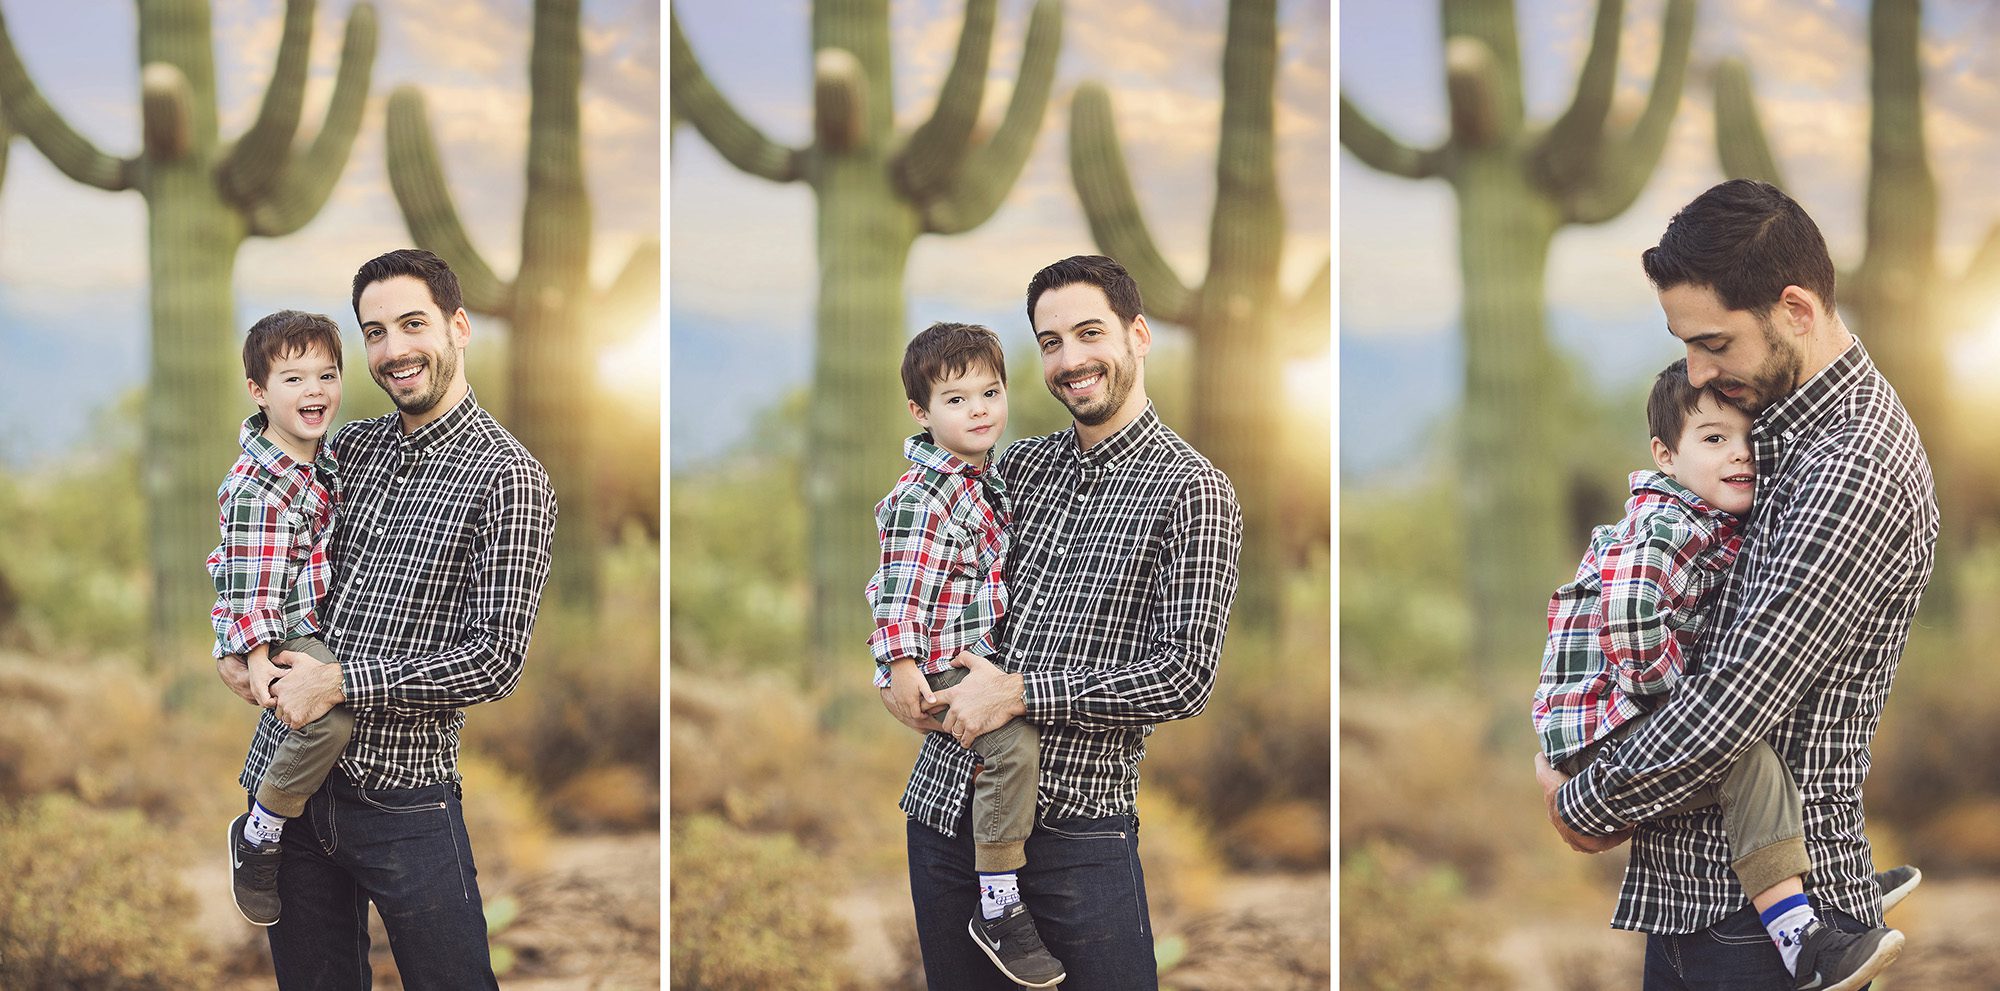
[
  {"left": 1760, "top": 893, "right": 1817, "bottom": 975},
  {"left": 978, "top": 872, "right": 1023, "bottom": 920},
  {"left": 242, "top": 802, "right": 287, "bottom": 847}
]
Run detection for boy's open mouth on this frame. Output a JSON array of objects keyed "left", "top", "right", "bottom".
[
  {"left": 298, "top": 405, "right": 327, "bottom": 427},
  {"left": 1723, "top": 473, "right": 1752, "bottom": 486}
]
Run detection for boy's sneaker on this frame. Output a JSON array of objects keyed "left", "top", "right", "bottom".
[
  {"left": 228, "top": 812, "right": 283, "bottom": 926},
  {"left": 1874, "top": 864, "right": 1921, "bottom": 914},
  {"left": 1789, "top": 919, "right": 1903, "bottom": 991},
  {"left": 967, "top": 902, "right": 1066, "bottom": 988}
]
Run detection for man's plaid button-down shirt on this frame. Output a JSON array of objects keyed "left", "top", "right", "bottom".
[
  {"left": 1557, "top": 340, "right": 1937, "bottom": 935},
  {"left": 895, "top": 405, "right": 1242, "bottom": 837},
  {"left": 237, "top": 392, "right": 556, "bottom": 793},
  {"left": 208, "top": 412, "right": 341, "bottom": 658},
  {"left": 865, "top": 433, "right": 1009, "bottom": 688},
  {"left": 1533, "top": 471, "right": 1742, "bottom": 766}
]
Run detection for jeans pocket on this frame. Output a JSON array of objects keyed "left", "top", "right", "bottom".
[
  {"left": 353, "top": 781, "right": 452, "bottom": 814},
  {"left": 1704, "top": 906, "right": 1772, "bottom": 946}
]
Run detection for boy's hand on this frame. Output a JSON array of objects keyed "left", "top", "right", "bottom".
[
  {"left": 270, "top": 651, "right": 345, "bottom": 729},
  {"left": 880, "top": 658, "right": 946, "bottom": 734},
  {"left": 216, "top": 654, "right": 259, "bottom": 705},
  {"left": 1535, "top": 752, "right": 1632, "bottom": 853},
  {"left": 248, "top": 646, "right": 284, "bottom": 707}
]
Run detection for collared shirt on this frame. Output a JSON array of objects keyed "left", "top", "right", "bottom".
[
  {"left": 237, "top": 391, "right": 556, "bottom": 793},
  {"left": 897, "top": 404, "right": 1242, "bottom": 836},
  {"left": 1533, "top": 471, "right": 1742, "bottom": 765},
  {"left": 864, "top": 433, "right": 1009, "bottom": 688},
  {"left": 1558, "top": 340, "right": 1937, "bottom": 935},
  {"left": 208, "top": 412, "right": 341, "bottom": 658}
]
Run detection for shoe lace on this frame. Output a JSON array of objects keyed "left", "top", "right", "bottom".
[{"left": 246, "top": 846, "right": 281, "bottom": 890}]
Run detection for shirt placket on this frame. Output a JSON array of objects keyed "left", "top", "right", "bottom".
[{"left": 1010, "top": 453, "right": 1088, "bottom": 672}]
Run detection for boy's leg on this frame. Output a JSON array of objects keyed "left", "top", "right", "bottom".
[
  {"left": 1709, "top": 740, "right": 1809, "bottom": 899},
  {"left": 255, "top": 635, "right": 358, "bottom": 818},
  {"left": 967, "top": 718, "right": 1038, "bottom": 873}
]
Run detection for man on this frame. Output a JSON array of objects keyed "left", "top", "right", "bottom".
[
  {"left": 879, "top": 254, "right": 1243, "bottom": 991},
  {"left": 216, "top": 248, "right": 557, "bottom": 988},
  {"left": 1536, "top": 180, "right": 1937, "bottom": 990}
]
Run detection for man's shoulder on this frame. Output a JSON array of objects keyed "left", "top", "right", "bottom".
[
  {"left": 1146, "top": 423, "right": 1238, "bottom": 501},
  {"left": 330, "top": 414, "right": 400, "bottom": 461},
  {"left": 1794, "top": 374, "right": 1930, "bottom": 492}
]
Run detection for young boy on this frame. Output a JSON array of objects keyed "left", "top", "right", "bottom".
[
  {"left": 1533, "top": 360, "right": 1916, "bottom": 991},
  {"left": 208, "top": 310, "right": 353, "bottom": 928},
  {"left": 866, "top": 322, "right": 1064, "bottom": 989}
]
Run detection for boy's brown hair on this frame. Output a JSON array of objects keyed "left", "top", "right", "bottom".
[
  {"left": 1647, "top": 358, "right": 1729, "bottom": 452},
  {"left": 244, "top": 310, "right": 344, "bottom": 386},
  {"left": 902, "top": 322, "right": 1006, "bottom": 409}
]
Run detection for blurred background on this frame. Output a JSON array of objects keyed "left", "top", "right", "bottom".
[
  {"left": 669, "top": 0, "right": 1331, "bottom": 987},
  {"left": 1342, "top": 1, "right": 2000, "bottom": 986},
  {"left": 0, "top": 1, "right": 660, "bottom": 986}
]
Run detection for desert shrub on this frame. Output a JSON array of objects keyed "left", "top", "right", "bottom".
[
  {"left": 0, "top": 793, "right": 218, "bottom": 988},
  {"left": 670, "top": 814, "right": 852, "bottom": 991},
  {"left": 1339, "top": 481, "right": 1474, "bottom": 686},
  {"left": 458, "top": 751, "right": 554, "bottom": 881},
  {"left": 1339, "top": 839, "right": 1510, "bottom": 991},
  {"left": 1133, "top": 790, "right": 1224, "bottom": 920}
]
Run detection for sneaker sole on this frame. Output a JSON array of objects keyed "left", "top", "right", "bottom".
[
  {"left": 1881, "top": 867, "right": 1921, "bottom": 914},
  {"left": 966, "top": 918, "right": 1066, "bottom": 988},
  {"left": 1823, "top": 928, "right": 1904, "bottom": 991},
  {"left": 228, "top": 814, "right": 280, "bottom": 927}
]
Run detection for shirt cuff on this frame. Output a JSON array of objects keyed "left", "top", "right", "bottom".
[
  {"left": 1556, "top": 760, "right": 1629, "bottom": 836},
  {"left": 339, "top": 653, "right": 390, "bottom": 709},
  {"left": 867, "top": 622, "right": 931, "bottom": 668},
  {"left": 1021, "top": 669, "right": 1080, "bottom": 727},
  {"left": 222, "top": 613, "right": 290, "bottom": 658},
  {"left": 873, "top": 662, "right": 892, "bottom": 689}
]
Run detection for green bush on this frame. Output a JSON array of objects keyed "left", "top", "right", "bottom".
[
  {"left": 670, "top": 815, "right": 852, "bottom": 991},
  {"left": 0, "top": 794, "right": 218, "bottom": 988},
  {"left": 1339, "top": 839, "right": 1510, "bottom": 991}
]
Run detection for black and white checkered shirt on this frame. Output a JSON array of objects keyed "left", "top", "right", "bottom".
[
  {"left": 237, "top": 391, "right": 556, "bottom": 792},
  {"left": 1558, "top": 340, "right": 1937, "bottom": 935},
  {"left": 898, "top": 404, "right": 1242, "bottom": 835}
]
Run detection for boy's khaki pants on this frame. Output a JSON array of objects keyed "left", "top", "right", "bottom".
[
  {"left": 925, "top": 665, "right": 1039, "bottom": 873},
  {"left": 255, "top": 635, "right": 357, "bottom": 818},
  {"left": 1557, "top": 714, "right": 1810, "bottom": 897}
]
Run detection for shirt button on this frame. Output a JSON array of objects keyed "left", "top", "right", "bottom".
[
  {"left": 1056, "top": 546, "right": 1066, "bottom": 555},
  {"left": 1035, "top": 597, "right": 1045, "bottom": 606}
]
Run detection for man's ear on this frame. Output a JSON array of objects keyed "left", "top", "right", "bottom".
[
  {"left": 908, "top": 399, "right": 929, "bottom": 428},
  {"left": 1651, "top": 435, "right": 1677, "bottom": 476},
  {"left": 449, "top": 307, "right": 473, "bottom": 348},
  {"left": 1777, "top": 285, "right": 1818, "bottom": 337},
  {"left": 1127, "top": 313, "right": 1153, "bottom": 358}
]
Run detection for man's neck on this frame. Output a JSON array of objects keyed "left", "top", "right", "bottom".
[
  {"left": 398, "top": 380, "right": 470, "bottom": 434},
  {"left": 1075, "top": 392, "right": 1149, "bottom": 451},
  {"left": 1793, "top": 318, "right": 1856, "bottom": 390}
]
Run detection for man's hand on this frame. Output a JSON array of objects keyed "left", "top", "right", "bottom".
[
  {"left": 1535, "top": 752, "right": 1632, "bottom": 853},
  {"left": 216, "top": 653, "right": 259, "bottom": 705},
  {"left": 269, "top": 650, "right": 345, "bottom": 729},
  {"left": 879, "top": 658, "right": 946, "bottom": 734},
  {"left": 932, "top": 651, "right": 1025, "bottom": 747},
  {"left": 247, "top": 645, "right": 284, "bottom": 707}
]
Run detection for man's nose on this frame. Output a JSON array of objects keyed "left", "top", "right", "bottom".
[{"left": 1685, "top": 353, "right": 1718, "bottom": 388}]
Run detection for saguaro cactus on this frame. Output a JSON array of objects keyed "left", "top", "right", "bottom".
[
  {"left": 1714, "top": 0, "right": 2000, "bottom": 556},
  {"left": 0, "top": 0, "right": 375, "bottom": 660},
  {"left": 673, "top": 0, "right": 1062, "bottom": 678},
  {"left": 387, "top": 0, "right": 661, "bottom": 605},
  {"left": 1069, "top": 0, "right": 1327, "bottom": 632},
  {"left": 1340, "top": 0, "right": 1696, "bottom": 668}
]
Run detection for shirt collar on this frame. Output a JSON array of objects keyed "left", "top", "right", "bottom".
[
  {"left": 397, "top": 388, "right": 481, "bottom": 453},
  {"left": 239, "top": 410, "right": 338, "bottom": 478},
  {"left": 1752, "top": 337, "right": 1869, "bottom": 444},
  {"left": 1066, "top": 402, "right": 1160, "bottom": 472},
  {"left": 1627, "top": 468, "right": 1742, "bottom": 565},
  {"left": 903, "top": 432, "right": 992, "bottom": 476}
]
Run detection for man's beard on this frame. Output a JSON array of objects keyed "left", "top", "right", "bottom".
[
  {"left": 374, "top": 346, "right": 459, "bottom": 415},
  {"left": 1048, "top": 345, "right": 1137, "bottom": 426},
  {"left": 1718, "top": 316, "right": 1802, "bottom": 414}
]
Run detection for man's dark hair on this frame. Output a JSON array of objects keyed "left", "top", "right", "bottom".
[
  {"left": 243, "top": 310, "right": 344, "bottom": 386},
  {"left": 902, "top": 322, "right": 1007, "bottom": 408},
  {"left": 1025, "top": 255, "right": 1143, "bottom": 328},
  {"left": 1641, "top": 179, "right": 1837, "bottom": 314},
  {"left": 351, "top": 248, "right": 465, "bottom": 322},
  {"left": 1647, "top": 358, "right": 1731, "bottom": 452}
]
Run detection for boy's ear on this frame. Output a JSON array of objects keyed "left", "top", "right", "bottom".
[
  {"left": 907, "top": 398, "right": 929, "bottom": 427},
  {"left": 1650, "top": 435, "right": 1677, "bottom": 476},
  {"left": 246, "top": 378, "right": 267, "bottom": 408}
]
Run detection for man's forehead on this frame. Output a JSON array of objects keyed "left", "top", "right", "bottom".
[{"left": 1033, "top": 284, "right": 1117, "bottom": 332}]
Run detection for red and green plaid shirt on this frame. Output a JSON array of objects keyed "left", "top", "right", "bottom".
[
  {"left": 865, "top": 433, "right": 1009, "bottom": 688},
  {"left": 1532, "top": 471, "right": 1742, "bottom": 765},
  {"left": 207, "top": 411, "right": 340, "bottom": 658}
]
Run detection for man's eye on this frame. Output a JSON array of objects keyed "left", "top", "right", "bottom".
[{"left": 1703, "top": 342, "right": 1725, "bottom": 353}]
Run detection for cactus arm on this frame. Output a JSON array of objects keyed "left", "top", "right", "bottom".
[
  {"left": 1067, "top": 81, "right": 1195, "bottom": 322},
  {"left": 597, "top": 240, "right": 662, "bottom": 341},
  {"left": 381, "top": 86, "right": 513, "bottom": 314},
  {"left": 1532, "top": 0, "right": 1623, "bottom": 187},
  {"left": 218, "top": 0, "right": 314, "bottom": 205},
  {"left": 894, "top": 0, "right": 994, "bottom": 201},
  {"left": 1560, "top": 0, "right": 1694, "bottom": 225},
  {"left": 1711, "top": 59, "right": 1783, "bottom": 185},
  {"left": 1283, "top": 257, "right": 1331, "bottom": 358},
  {"left": 920, "top": 0, "right": 1061, "bottom": 236},
  {"left": 245, "top": 2, "right": 376, "bottom": 238},
  {"left": 670, "top": 9, "right": 803, "bottom": 183},
  {"left": 1337, "top": 92, "right": 1443, "bottom": 179},
  {"left": 0, "top": 6, "right": 131, "bottom": 190}
]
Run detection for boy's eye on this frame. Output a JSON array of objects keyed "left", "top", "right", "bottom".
[
  {"left": 945, "top": 396, "right": 962, "bottom": 405},
  {"left": 984, "top": 389, "right": 1000, "bottom": 398}
]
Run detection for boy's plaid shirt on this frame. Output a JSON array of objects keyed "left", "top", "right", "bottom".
[
  {"left": 237, "top": 392, "right": 556, "bottom": 793},
  {"left": 1558, "top": 341, "right": 1937, "bottom": 936},
  {"left": 896, "top": 405, "right": 1241, "bottom": 837},
  {"left": 864, "top": 433, "right": 1009, "bottom": 688},
  {"left": 208, "top": 412, "right": 340, "bottom": 658},
  {"left": 1532, "top": 471, "right": 1742, "bottom": 765}
]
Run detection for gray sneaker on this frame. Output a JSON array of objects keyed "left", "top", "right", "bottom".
[
  {"left": 228, "top": 812, "right": 282, "bottom": 926},
  {"left": 968, "top": 902, "right": 1066, "bottom": 988},
  {"left": 1788, "top": 919, "right": 1903, "bottom": 991},
  {"left": 1874, "top": 864, "right": 1921, "bottom": 914}
]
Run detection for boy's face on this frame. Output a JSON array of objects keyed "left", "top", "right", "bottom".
[
  {"left": 1651, "top": 392, "right": 1754, "bottom": 516},
  {"left": 248, "top": 342, "right": 342, "bottom": 462},
  {"left": 909, "top": 362, "right": 1008, "bottom": 465}
]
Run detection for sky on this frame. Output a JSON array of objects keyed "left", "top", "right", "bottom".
[
  {"left": 1340, "top": 0, "right": 2000, "bottom": 482},
  {"left": 670, "top": 0, "right": 1334, "bottom": 469},
  {"left": 0, "top": 0, "right": 661, "bottom": 469}
]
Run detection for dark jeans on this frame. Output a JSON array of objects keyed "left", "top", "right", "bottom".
[
  {"left": 1645, "top": 903, "right": 1873, "bottom": 990},
  {"left": 908, "top": 787, "right": 1157, "bottom": 991},
  {"left": 265, "top": 768, "right": 497, "bottom": 990}
]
